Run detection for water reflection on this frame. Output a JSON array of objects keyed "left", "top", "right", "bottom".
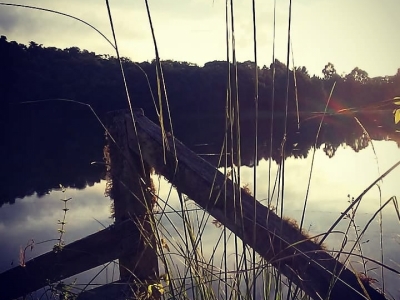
[
  {"left": 152, "top": 140, "right": 400, "bottom": 298},
  {"left": 0, "top": 184, "right": 113, "bottom": 280},
  {"left": 1, "top": 141, "right": 398, "bottom": 298},
  {"left": 3, "top": 102, "right": 400, "bottom": 207}
]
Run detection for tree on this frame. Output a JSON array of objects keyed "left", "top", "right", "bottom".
[
  {"left": 346, "top": 67, "right": 369, "bottom": 84},
  {"left": 65, "top": 46, "right": 81, "bottom": 57},
  {"left": 271, "top": 59, "right": 287, "bottom": 77},
  {"left": 296, "top": 66, "right": 309, "bottom": 77},
  {"left": 322, "top": 62, "right": 337, "bottom": 80}
]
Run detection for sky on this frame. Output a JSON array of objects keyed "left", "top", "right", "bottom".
[{"left": 0, "top": 0, "right": 399, "bottom": 77}]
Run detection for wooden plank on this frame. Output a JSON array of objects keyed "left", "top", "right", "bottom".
[
  {"left": 0, "top": 220, "right": 140, "bottom": 300},
  {"left": 122, "top": 110, "right": 386, "bottom": 300},
  {"left": 76, "top": 280, "right": 132, "bottom": 300},
  {"left": 106, "top": 111, "right": 159, "bottom": 296}
]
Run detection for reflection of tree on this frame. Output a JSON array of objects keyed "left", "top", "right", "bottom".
[{"left": 1, "top": 36, "right": 399, "bottom": 206}]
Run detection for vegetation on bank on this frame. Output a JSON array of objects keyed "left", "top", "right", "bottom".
[
  {"left": 2, "top": 35, "right": 400, "bottom": 120},
  {"left": 2, "top": 36, "right": 399, "bottom": 205}
]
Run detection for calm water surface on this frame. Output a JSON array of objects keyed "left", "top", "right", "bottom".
[{"left": 1, "top": 141, "right": 399, "bottom": 298}]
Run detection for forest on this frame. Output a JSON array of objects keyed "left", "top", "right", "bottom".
[{"left": 1, "top": 35, "right": 399, "bottom": 206}]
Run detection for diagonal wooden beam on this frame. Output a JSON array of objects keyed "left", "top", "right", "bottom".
[{"left": 120, "top": 109, "right": 386, "bottom": 300}]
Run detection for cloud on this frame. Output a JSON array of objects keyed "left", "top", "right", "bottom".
[
  {"left": 0, "top": 6, "right": 21, "bottom": 32},
  {"left": 1, "top": 0, "right": 399, "bottom": 76}
]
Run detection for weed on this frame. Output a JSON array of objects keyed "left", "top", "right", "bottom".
[{"left": 53, "top": 185, "right": 71, "bottom": 253}]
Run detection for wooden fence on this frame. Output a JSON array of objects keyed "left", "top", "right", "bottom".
[{"left": 0, "top": 109, "right": 387, "bottom": 300}]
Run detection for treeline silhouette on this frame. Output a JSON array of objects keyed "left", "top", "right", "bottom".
[{"left": 1, "top": 36, "right": 399, "bottom": 206}]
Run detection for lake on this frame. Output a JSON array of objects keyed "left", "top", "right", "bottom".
[{"left": 1, "top": 140, "right": 399, "bottom": 299}]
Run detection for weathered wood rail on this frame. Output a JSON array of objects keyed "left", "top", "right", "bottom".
[
  {"left": 117, "top": 109, "right": 386, "bottom": 300},
  {"left": 0, "top": 220, "right": 140, "bottom": 300}
]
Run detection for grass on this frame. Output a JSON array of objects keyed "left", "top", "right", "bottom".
[{"left": 2, "top": 1, "right": 400, "bottom": 300}]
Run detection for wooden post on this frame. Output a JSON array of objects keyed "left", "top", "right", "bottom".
[
  {"left": 105, "top": 110, "right": 159, "bottom": 298},
  {"left": 121, "top": 110, "right": 386, "bottom": 300}
]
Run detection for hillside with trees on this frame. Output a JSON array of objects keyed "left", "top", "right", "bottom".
[{"left": 1, "top": 35, "right": 399, "bottom": 205}]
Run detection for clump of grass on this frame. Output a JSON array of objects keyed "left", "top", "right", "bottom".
[
  {"left": 282, "top": 215, "right": 329, "bottom": 250},
  {"left": 47, "top": 280, "right": 77, "bottom": 300}
]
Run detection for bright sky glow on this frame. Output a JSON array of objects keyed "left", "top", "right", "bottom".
[{"left": 0, "top": 0, "right": 399, "bottom": 77}]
